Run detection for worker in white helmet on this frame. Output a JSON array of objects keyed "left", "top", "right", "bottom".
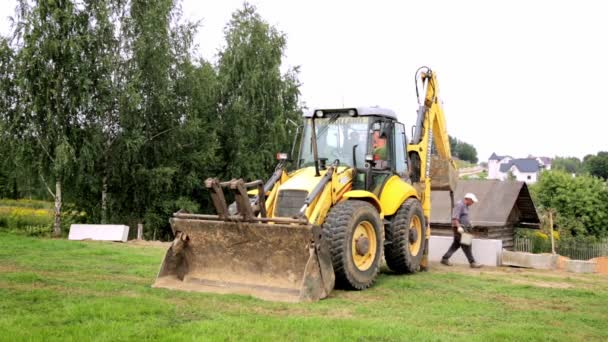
[{"left": 440, "top": 193, "right": 483, "bottom": 268}]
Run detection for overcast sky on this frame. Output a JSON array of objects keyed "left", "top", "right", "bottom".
[{"left": 2, "top": 0, "right": 606, "bottom": 161}]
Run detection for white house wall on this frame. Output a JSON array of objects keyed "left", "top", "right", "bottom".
[
  {"left": 487, "top": 156, "right": 538, "bottom": 183},
  {"left": 514, "top": 170, "right": 537, "bottom": 183},
  {"left": 488, "top": 157, "right": 512, "bottom": 180},
  {"left": 488, "top": 160, "right": 500, "bottom": 179}
]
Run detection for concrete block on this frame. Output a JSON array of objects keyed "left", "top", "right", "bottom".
[
  {"left": 429, "top": 236, "right": 503, "bottom": 266},
  {"left": 566, "top": 259, "right": 596, "bottom": 274},
  {"left": 68, "top": 224, "right": 129, "bottom": 242},
  {"left": 501, "top": 250, "right": 557, "bottom": 270}
]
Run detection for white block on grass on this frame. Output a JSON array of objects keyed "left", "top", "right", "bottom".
[
  {"left": 68, "top": 224, "right": 129, "bottom": 242},
  {"left": 429, "top": 236, "right": 503, "bottom": 266}
]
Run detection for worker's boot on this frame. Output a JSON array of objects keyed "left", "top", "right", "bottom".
[
  {"left": 440, "top": 258, "right": 452, "bottom": 266},
  {"left": 470, "top": 262, "right": 483, "bottom": 269}
]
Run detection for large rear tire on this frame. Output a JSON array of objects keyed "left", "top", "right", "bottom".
[
  {"left": 322, "top": 201, "right": 383, "bottom": 290},
  {"left": 385, "top": 198, "right": 427, "bottom": 274}
]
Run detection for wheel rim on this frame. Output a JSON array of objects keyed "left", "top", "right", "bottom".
[
  {"left": 351, "top": 220, "right": 377, "bottom": 271},
  {"left": 409, "top": 215, "right": 422, "bottom": 255}
]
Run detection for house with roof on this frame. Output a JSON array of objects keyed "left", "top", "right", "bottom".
[
  {"left": 430, "top": 180, "right": 540, "bottom": 250},
  {"left": 487, "top": 152, "right": 550, "bottom": 183},
  {"left": 534, "top": 156, "right": 552, "bottom": 171},
  {"left": 488, "top": 153, "right": 512, "bottom": 179}
]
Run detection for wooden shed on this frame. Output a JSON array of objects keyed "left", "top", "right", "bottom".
[{"left": 430, "top": 180, "right": 540, "bottom": 250}]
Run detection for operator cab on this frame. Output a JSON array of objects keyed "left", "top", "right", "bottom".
[{"left": 298, "top": 107, "right": 410, "bottom": 195}]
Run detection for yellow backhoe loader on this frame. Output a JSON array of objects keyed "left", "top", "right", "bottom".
[{"left": 153, "top": 66, "right": 457, "bottom": 302}]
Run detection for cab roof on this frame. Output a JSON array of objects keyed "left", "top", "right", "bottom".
[{"left": 303, "top": 106, "right": 397, "bottom": 120}]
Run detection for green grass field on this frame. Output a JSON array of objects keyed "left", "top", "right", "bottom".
[{"left": 1, "top": 233, "right": 607, "bottom": 341}]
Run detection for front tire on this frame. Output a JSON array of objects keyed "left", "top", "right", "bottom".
[
  {"left": 385, "top": 198, "right": 427, "bottom": 274},
  {"left": 322, "top": 201, "right": 383, "bottom": 290}
]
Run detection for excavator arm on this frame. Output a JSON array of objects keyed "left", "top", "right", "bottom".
[{"left": 407, "top": 66, "right": 457, "bottom": 221}]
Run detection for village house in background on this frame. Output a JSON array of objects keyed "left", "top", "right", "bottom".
[{"left": 487, "top": 153, "right": 552, "bottom": 184}]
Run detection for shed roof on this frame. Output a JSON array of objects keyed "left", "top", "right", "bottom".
[{"left": 430, "top": 180, "right": 540, "bottom": 227}]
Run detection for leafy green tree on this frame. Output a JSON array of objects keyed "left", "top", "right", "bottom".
[
  {"left": 217, "top": 3, "right": 302, "bottom": 181},
  {"left": 11, "top": 0, "right": 91, "bottom": 236},
  {"left": 530, "top": 170, "right": 608, "bottom": 238},
  {"left": 583, "top": 152, "right": 608, "bottom": 180},
  {"left": 458, "top": 142, "right": 478, "bottom": 164},
  {"left": 106, "top": 0, "right": 219, "bottom": 239},
  {"left": 0, "top": 38, "right": 18, "bottom": 198},
  {"left": 448, "top": 135, "right": 478, "bottom": 164},
  {"left": 552, "top": 156, "right": 583, "bottom": 174}
]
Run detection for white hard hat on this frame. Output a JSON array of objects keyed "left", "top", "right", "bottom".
[{"left": 464, "top": 193, "right": 478, "bottom": 203}]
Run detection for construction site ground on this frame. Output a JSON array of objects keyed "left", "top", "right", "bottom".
[{"left": 1, "top": 233, "right": 606, "bottom": 341}]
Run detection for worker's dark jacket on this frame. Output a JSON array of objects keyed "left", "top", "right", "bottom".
[{"left": 451, "top": 200, "right": 470, "bottom": 233}]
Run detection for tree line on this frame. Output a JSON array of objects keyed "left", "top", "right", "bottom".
[
  {"left": 448, "top": 135, "right": 478, "bottom": 164},
  {"left": 551, "top": 152, "right": 608, "bottom": 180},
  {"left": 0, "top": 1, "right": 301, "bottom": 239}
]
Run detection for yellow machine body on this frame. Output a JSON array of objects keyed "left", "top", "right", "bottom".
[{"left": 153, "top": 67, "right": 457, "bottom": 302}]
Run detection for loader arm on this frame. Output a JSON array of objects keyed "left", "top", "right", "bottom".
[{"left": 407, "top": 67, "right": 457, "bottom": 220}]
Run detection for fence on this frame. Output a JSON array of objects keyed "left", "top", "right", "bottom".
[{"left": 514, "top": 237, "right": 608, "bottom": 260}]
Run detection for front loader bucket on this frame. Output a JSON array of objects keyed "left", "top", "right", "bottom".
[{"left": 153, "top": 216, "right": 335, "bottom": 302}]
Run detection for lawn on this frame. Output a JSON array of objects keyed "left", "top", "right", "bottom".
[{"left": 0, "top": 233, "right": 607, "bottom": 341}]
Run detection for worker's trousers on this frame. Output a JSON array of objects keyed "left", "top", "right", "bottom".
[{"left": 442, "top": 232, "right": 476, "bottom": 264}]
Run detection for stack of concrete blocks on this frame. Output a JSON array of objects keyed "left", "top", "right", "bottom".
[
  {"left": 503, "top": 250, "right": 600, "bottom": 274},
  {"left": 68, "top": 224, "right": 129, "bottom": 242},
  {"left": 429, "top": 236, "right": 503, "bottom": 266}
]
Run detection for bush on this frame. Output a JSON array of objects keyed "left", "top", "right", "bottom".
[
  {"left": 0, "top": 199, "right": 89, "bottom": 237},
  {"left": 515, "top": 228, "right": 555, "bottom": 253},
  {"left": 60, "top": 203, "right": 88, "bottom": 236},
  {"left": 530, "top": 171, "right": 608, "bottom": 238},
  {"left": 0, "top": 199, "right": 55, "bottom": 236},
  {"left": 0, "top": 207, "right": 53, "bottom": 229}
]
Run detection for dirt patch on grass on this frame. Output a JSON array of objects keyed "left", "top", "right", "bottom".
[
  {"left": 508, "top": 278, "right": 573, "bottom": 289},
  {"left": 249, "top": 303, "right": 355, "bottom": 319},
  {"left": 429, "top": 262, "right": 608, "bottom": 291},
  {"left": 0, "top": 264, "right": 22, "bottom": 273},
  {"left": 161, "top": 290, "right": 356, "bottom": 319},
  {"left": 127, "top": 240, "right": 170, "bottom": 248},
  {"left": 489, "top": 293, "right": 574, "bottom": 312},
  {"left": 335, "top": 288, "right": 388, "bottom": 305},
  {"left": 0, "top": 279, "right": 97, "bottom": 297}
]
